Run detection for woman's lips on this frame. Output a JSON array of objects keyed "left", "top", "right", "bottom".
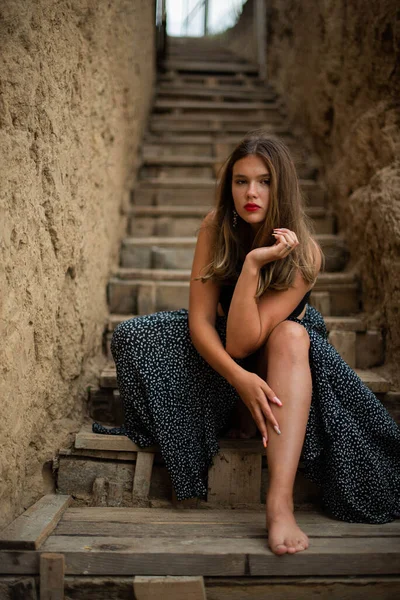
[{"left": 244, "top": 203, "right": 261, "bottom": 212}]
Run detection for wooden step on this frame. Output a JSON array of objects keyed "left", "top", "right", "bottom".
[
  {"left": 2, "top": 504, "right": 400, "bottom": 581},
  {"left": 140, "top": 165, "right": 317, "bottom": 184},
  {"left": 141, "top": 138, "right": 306, "bottom": 162},
  {"left": 98, "top": 363, "right": 390, "bottom": 394},
  {"left": 133, "top": 178, "right": 325, "bottom": 207},
  {"left": 151, "top": 112, "right": 284, "bottom": 124},
  {"left": 104, "top": 313, "right": 382, "bottom": 370},
  {"left": 126, "top": 205, "right": 335, "bottom": 236},
  {"left": 161, "top": 60, "right": 259, "bottom": 74},
  {"left": 107, "top": 272, "right": 359, "bottom": 316},
  {"left": 157, "top": 73, "right": 261, "bottom": 86},
  {"left": 154, "top": 99, "right": 280, "bottom": 111},
  {"left": 144, "top": 132, "right": 297, "bottom": 147},
  {"left": 150, "top": 120, "right": 285, "bottom": 134},
  {"left": 106, "top": 314, "right": 365, "bottom": 334},
  {"left": 119, "top": 234, "right": 348, "bottom": 273},
  {"left": 139, "top": 153, "right": 316, "bottom": 180},
  {"left": 156, "top": 85, "right": 277, "bottom": 101}
]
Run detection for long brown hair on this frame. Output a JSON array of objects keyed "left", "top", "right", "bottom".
[{"left": 198, "top": 129, "right": 324, "bottom": 295}]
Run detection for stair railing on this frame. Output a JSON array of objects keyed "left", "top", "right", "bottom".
[{"left": 155, "top": 0, "right": 167, "bottom": 67}]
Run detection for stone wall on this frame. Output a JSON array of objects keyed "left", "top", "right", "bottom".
[
  {"left": 0, "top": 0, "right": 155, "bottom": 529},
  {"left": 228, "top": 0, "right": 400, "bottom": 378}
]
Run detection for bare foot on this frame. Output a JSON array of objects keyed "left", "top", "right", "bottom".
[{"left": 266, "top": 508, "right": 309, "bottom": 556}]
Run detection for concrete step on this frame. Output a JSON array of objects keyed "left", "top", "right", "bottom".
[
  {"left": 133, "top": 178, "right": 325, "bottom": 207},
  {"left": 119, "top": 234, "right": 348, "bottom": 273},
  {"left": 107, "top": 272, "right": 359, "bottom": 316},
  {"left": 161, "top": 59, "right": 259, "bottom": 74},
  {"left": 126, "top": 205, "right": 335, "bottom": 236}
]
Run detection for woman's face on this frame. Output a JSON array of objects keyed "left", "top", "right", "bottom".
[{"left": 231, "top": 154, "right": 270, "bottom": 232}]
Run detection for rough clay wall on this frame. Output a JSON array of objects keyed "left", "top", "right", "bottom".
[
  {"left": 220, "top": 0, "right": 257, "bottom": 64},
  {"left": 0, "top": 0, "right": 155, "bottom": 529},
  {"left": 265, "top": 0, "right": 400, "bottom": 376},
  {"left": 229, "top": 0, "right": 400, "bottom": 376}
]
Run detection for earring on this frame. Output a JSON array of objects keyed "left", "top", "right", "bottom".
[{"left": 233, "top": 209, "right": 238, "bottom": 228}]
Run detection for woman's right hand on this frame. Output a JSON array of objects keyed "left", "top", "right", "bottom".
[
  {"left": 246, "top": 227, "right": 299, "bottom": 269},
  {"left": 232, "top": 370, "right": 282, "bottom": 445}
]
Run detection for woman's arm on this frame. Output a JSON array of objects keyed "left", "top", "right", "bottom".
[
  {"left": 188, "top": 210, "right": 244, "bottom": 387},
  {"left": 189, "top": 212, "right": 282, "bottom": 440},
  {"left": 226, "top": 234, "right": 321, "bottom": 359}
]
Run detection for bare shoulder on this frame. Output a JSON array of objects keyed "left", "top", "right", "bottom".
[{"left": 201, "top": 208, "right": 217, "bottom": 228}]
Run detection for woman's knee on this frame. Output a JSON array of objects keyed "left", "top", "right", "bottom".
[
  {"left": 266, "top": 320, "right": 310, "bottom": 358},
  {"left": 111, "top": 317, "right": 141, "bottom": 359}
]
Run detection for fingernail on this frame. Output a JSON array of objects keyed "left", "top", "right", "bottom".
[
  {"left": 274, "top": 425, "right": 281, "bottom": 435},
  {"left": 262, "top": 437, "right": 268, "bottom": 448},
  {"left": 273, "top": 396, "right": 283, "bottom": 406}
]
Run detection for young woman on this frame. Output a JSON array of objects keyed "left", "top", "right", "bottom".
[{"left": 93, "top": 130, "right": 400, "bottom": 556}]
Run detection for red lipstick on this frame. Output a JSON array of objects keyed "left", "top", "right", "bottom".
[{"left": 244, "top": 203, "right": 261, "bottom": 212}]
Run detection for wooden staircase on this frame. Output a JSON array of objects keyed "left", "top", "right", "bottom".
[{"left": 1, "top": 38, "right": 399, "bottom": 599}]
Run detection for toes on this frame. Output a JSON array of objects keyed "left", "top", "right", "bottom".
[{"left": 274, "top": 544, "right": 288, "bottom": 555}]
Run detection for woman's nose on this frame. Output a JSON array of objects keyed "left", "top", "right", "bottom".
[{"left": 247, "top": 182, "right": 257, "bottom": 197}]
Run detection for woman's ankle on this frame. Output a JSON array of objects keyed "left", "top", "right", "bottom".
[{"left": 266, "top": 491, "right": 294, "bottom": 517}]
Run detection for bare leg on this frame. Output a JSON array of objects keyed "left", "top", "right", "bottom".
[{"left": 257, "top": 320, "right": 312, "bottom": 555}]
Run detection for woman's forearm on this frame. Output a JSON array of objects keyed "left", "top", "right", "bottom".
[
  {"left": 189, "top": 318, "right": 244, "bottom": 387},
  {"left": 226, "top": 258, "right": 264, "bottom": 358}
]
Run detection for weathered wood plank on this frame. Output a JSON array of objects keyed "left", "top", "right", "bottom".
[
  {"left": 53, "top": 520, "right": 400, "bottom": 539},
  {"left": 208, "top": 450, "right": 262, "bottom": 504},
  {"left": 92, "top": 478, "right": 107, "bottom": 507},
  {"left": 132, "top": 452, "right": 155, "bottom": 503},
  {"left": 40, "top": 554, "right": 64, "bottom": 600},
  {"left": 2, "top": 535, "right": 400, "bottom": 576},
  {"left": 249, "top": 537, "right": 400, "bottom": 576},
  {"left": 74, "top": 430, "right": 158, "bottom": 453},
  {"left": 134, "top": 576, "right": 207, "bottom": 600},
  {"left": 162, "top": 60, "right": 258, "bottom": 73},
  {"left": 0, "top": 495, "right": 71, "bottom": 550},
  {"left": 55, "top": 575, "right": 400, "bottom": 600},
  {"left": 40, "top": 536, "right": 248, "bottom": 576},
  {"left": 59, "top": 507, "right": 399, "bottom": 528},
  {"left": 9, "top": 577, "right": 38, "bottom": 600}
]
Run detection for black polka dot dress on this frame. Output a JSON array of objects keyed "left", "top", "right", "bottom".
[{"left": 93, "top": 305, "right": 400, "bottom": 523}]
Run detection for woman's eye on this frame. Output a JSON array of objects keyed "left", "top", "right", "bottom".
[
  {"left": 262, "top": 179, "right": 270, "bottom": 185},
  {"left": 234, "top": 180, "right": 245, "bottom": 185}
]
